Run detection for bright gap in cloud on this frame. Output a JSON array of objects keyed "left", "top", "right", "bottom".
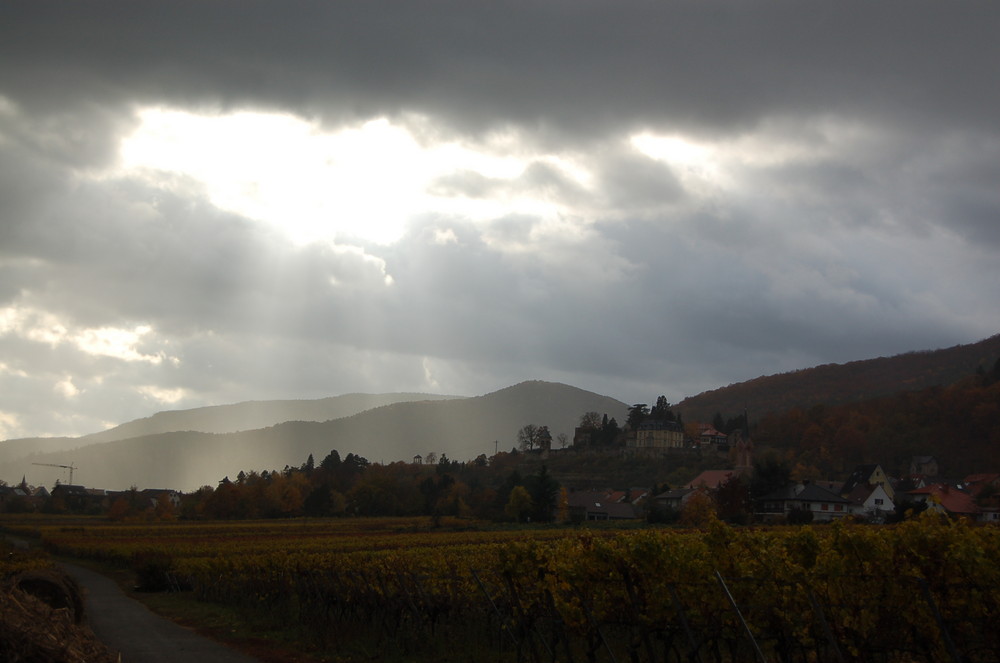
[
  {"left": 1, "top": 306, "right": 172, "bottom": 365},
  {"left": 54, "top": 376, "right": 80, "bottom": 399},
  {"left": 137, "top": 385, "right": 189, "bottom": 405},
  {"left": 74, "top": 325, "right": 166, "bottom": 364},
  {"left": 115, "top": 108, "right": 585, "bottom": 246},
  {"left": 631, "top": 134, "right": 712, "bottom": 168}
]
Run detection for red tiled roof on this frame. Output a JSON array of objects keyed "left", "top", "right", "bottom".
[
  {"left": 964, "top": 473, "right": 1000, "bottom": 484},
  {"left": 605, "top": 490, "right": 627, "bottom": 503},
  {"left": 964, "top": 473, "right": 1000, "bottom": 496},
  {"left": 909, "top": 484, "right": 979, "bottom": 515}
]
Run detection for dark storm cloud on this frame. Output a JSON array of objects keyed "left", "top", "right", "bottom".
[{"left": 3, "top": 2, "right": 999, "bottom": 140}]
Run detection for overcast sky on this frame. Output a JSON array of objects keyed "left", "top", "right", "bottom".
[{"left": 1, "top": 2, "right": 999, "bottom": 441}]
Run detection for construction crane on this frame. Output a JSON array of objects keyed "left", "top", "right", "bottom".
[{"left": 32, "top": 462, "right": 76, "bottom": 486}]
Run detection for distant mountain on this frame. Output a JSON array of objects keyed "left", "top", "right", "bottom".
[
  {"left": 675, "top": 334, "right": 1000, "bottom": 423},
  {"left": 0, "top": 393, "right": 462, "bottom": 467},
  {"left": 7, "top": 381, "right": 628, "bottom": 491},
  {"left": 79, "top": 392, "right": 465, "bottom": 442},
  {"left": 0, "top": 437, "right": 81, "bottom": 468}
]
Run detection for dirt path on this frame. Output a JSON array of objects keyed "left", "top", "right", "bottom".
[{"left": 61, "top": 563, "right": 260, "bottom": 663}]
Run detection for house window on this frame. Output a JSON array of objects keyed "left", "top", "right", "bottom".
[
  {"left": 874, "top": 498, "right": 884, "bottom": 506},
  {"left": 835, "top": 504, "right": 843, "bottom": 512},
  {"left": 822, "top": 504, "right": 829, "bottom": 511}
]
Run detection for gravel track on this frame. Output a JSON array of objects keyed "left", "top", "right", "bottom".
[{"left": 61, "top": 563, "right": 260, "bottom": 663}]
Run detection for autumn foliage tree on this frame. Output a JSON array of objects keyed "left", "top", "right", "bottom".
[
  {"left": 679, "top": 489, "right": 717, "bottom": 528},
  {"left": 505, "top": 485, "right": 534, "bottom": 522}
]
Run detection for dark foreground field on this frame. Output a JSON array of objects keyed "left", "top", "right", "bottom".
[{"left": 3, "top": 514, "right": 999, "bottom": 663}]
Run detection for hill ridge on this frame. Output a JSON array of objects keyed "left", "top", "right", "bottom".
[
  {"left": 5, "top": 381, "right": 628, "bottom": 490},
  {"left": 676, "top": 333, "right": 1000, "bottom": 422}
]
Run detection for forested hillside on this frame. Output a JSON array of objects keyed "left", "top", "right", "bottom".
[
  {"left": 676, "top": 334, "right": 1000, "bottom": 422},
  {"left": 752, "top": 365, "right": 1000, "bottom": 480}
]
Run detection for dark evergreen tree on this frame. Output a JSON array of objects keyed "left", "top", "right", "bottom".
[
  {"left": 712, "top": 412, "right": 726, "bottom": 432},
  {"left": 714, "top": 475, "right": 751, "bottom": 524},
  {"left": 303, "top": 482, "right": 333, "bottom": 516},
  {"left": 650, "top": 396, "right": 675, "bottom": 421},
  {"left": 626, "top": 404, "right": 649, "bottom": 430},
  {"left": 750, "top": 457, "right": 791, "bottom": 498},
  {"left": 320, "top": 449, "right": 342, "bottom": 472},
  {"left": 599, "top": 416, "right": 621, "bottom": 446},
  {"left": 525, "top": 465, "right": 560, "bottom": 522}
]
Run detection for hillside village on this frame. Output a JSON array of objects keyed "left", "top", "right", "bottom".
[
  {"left": 557, "top": 402, "right": 1000, "bottom": 525},
  {"left": 2, "top": 397, "right": 998, "bottom": 526}
]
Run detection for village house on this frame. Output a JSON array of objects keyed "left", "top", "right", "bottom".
[
  {"left": 963, "top": 473, "right": 1000, "bottom": 498},
  {"left": 651, "top": 487, "right": 697, "bottom": 512},
  {"left": 627, "top": 419, "right": 685, "bottom": 455},
  {"left": 844, "top": 483, "right": 894, "bottom": 521},
  {"left": 565, "top": 488, "right": 645, "bottom": 521},
  {"left": 963, "top": 474, "right": 1000, "bottom": 523},
  {"left": 49, "top": 484, "right": 103, "bottom": 513},
  {"left": 979, "top": 506, "right": 1000, "bottom": 524},
  {"left": 139, "top": 489, "right": 182, "bottom": 509},
  {"left": 0, "top": 482, "right": 32, "bottom": 512},
  {"left": 697, "top": 424, "right": 729, "bottom": 453},
  {"left": 757, "top": 482, "right": 852, "bottom": 522},
  {"left": 841, "top": 464, "right": 895, "bottom": 501}
]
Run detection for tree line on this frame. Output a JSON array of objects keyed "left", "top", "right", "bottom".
[{"left": 94, "top": 448, "right": 563, "bottom": 524}]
